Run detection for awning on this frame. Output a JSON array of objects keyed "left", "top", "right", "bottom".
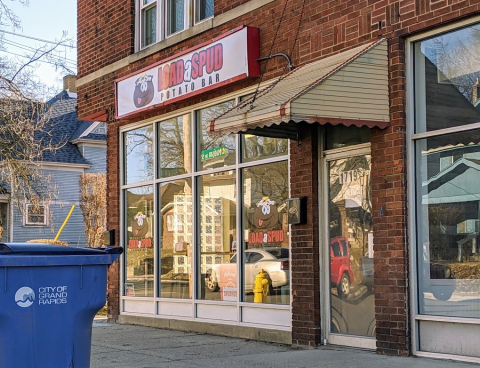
[{"left": 209, "top": 39, "right": 390, "bottom": 137}]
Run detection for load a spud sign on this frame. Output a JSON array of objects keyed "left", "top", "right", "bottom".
[{"left": 115, "top": 26, "right": 259, "bottom": 119}]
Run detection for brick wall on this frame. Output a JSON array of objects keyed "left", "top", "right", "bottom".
[
  {"left": 289, "top": 124, "right": 321, "bottom": 347},
  {"left": 79, "top": 0, "right": 480, "bottom": 354}
]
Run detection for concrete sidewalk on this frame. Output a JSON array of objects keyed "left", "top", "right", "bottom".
[{"left": 91, "top": 319, "right": 479, "bottom": 368}]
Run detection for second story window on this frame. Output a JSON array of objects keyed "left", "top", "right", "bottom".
[
  {"left": 141, "top": 0, "right": 157, "bottom": 48},
  {"left": 139, "top": 0, "right": 214, "bottom": 49}
]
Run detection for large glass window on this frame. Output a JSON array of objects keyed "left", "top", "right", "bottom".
[
  {"left": 199, "top": 171, "right": 237, "bottom": 301},
  {"left": 157, "top": 114, "right": 192, "bottom": 178},
  {"left": 159, "top": 179, "right": 193, "bottom": 298},
  {"left": 124, "top": 126, "right": 154, "bottom": 185},
  {"left": 241, "top": 135, "right": 288, "bottom": 163},
  {"left": 121, "top": 98, "right": 289, "bottom": 309},
  {"left": 197, "top": 101, "right": 236, "bottom": 171},
  {"left": 414, "top": 25, "right": 480, "bottom": 133},
  {"left": 414, "top": 23, "right": 480, "bottom": 318},
  {"left": 243, "top": 161, "right": 290, "bottom": 305},
  {"left": 125, "top": 186, "right": 154, "bottom": 297}
]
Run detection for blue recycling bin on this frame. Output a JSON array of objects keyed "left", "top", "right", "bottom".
[{"left": 0, "top": 243, "right": 123, "bottom": 368}]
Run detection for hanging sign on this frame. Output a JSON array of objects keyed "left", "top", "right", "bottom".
[{"left": 115, "top": 26, "right": 260, "bottom": 119}]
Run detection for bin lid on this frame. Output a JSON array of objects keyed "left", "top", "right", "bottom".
[{"left": 0, "top": 243, "right": 123, "bottom": 256}]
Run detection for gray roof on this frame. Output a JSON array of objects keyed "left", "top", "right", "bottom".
[{"left": 40, "top": 91, "right": 106, "bottom": 164}]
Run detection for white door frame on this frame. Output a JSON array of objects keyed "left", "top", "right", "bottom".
[{"left": 320, "top": 142, "right": 376, "bottom": 349}]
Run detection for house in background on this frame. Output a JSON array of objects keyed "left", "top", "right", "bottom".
[{"left": 0, "top": 75, "right": 107, "bottom": 246}]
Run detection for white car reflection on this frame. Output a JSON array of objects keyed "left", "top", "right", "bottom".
[{"left": 205, "top": 247, "right": 289, "bottom": 292}]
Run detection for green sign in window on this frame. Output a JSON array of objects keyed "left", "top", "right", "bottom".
[{"left": 201, "top": 146, "right": 226, "bottom": 161}]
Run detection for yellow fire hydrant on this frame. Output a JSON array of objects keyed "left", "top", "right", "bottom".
[{"left": 253, "top": 269, "right": 270, "bottom": 303}]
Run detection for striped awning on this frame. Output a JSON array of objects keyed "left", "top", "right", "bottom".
[{"left": 209, "top": 39, "right": 390, "bottom": 137}]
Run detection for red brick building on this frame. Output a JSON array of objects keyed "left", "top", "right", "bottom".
[{"left": 77, "top": 0, "right": 480, "bottom": 361}]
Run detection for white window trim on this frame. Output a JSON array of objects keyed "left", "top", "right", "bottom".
[
  {"left": 137, "top": 0, "right": 214, "bottom": 50},
  {"left": 24, "top": 203, "right": 48, "bottom": 226}
]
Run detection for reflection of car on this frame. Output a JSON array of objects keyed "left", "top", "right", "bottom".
[
  {"left": 205, "top": 248, "right": 289, "bottom": 292},
  {"left": 359, "top": 253, "right": 374, "bottom": 291},
  {"left": 359, "top": 256, "right": 456, "bottom": 301},
  {"left": 425, "top": 262, "right": 455, "bottom": 301},
  {"left": 330, "top": 237, "right": 354, "bottom": 298}
]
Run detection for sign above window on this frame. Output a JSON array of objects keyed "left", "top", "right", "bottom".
[{"left": 115, "top": 26, "right": 260, "bottom": 119}]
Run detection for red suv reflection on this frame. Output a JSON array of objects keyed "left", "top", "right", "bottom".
[{"left": 330, "top": 237, "right": 354, "bottom": 298}]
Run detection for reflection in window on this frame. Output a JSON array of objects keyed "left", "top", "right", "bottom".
[
  {"left": 125, "top": 186, "right": 154, "bottom": 297},
  {"left": 198, "top": 171, "right": 237, "bottom": 301},
  {"left": 243, "top": 161, "right": 289, "bottom": 305},
  {"left": 241, "top": 134, "right": 288, "bottom": 163},
  {"left": 158, "top": 114, "right": 191, "bottom": 178},
  {"left": 416, "top": 131, "right": 480, "bottom": 317},
  {"left": 328, "top": 154, "right": 374, "bottom": 337},
  {"left": 414, "top": 25, "right": 480, "bottom": 133},
  {"left": 124, "top": 126, "right": 154, "bottom": 184},
  {"left": 197, "top": 101, "right": 235, "bottom": 171},
  {"left": 159, "top": 179, "right": 193, "bottom": 299}
]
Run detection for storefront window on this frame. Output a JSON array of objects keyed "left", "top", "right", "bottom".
[
  {"left": 125, "top": 185, "right": 154, "bottom": 297},
  {"left": 325, "top": 125, "right": 371, "bottom": 150},
  {"left": 416, "top": 131, "right": 480, "bottom": 317},
  {"left": 243, "top": 161, "right": 289, "bottom": 305},
  {"left": 158, "top": 114, "right": 192, "bottom": 178},
  {"left": 124, "top": 126, "right": 154, "bottom": 184},
  {"left": 198, "top": 171, "right": 237, "bottom": 301},
  {"left": 159, "top": 179, "right": 193, "bottom": 298},
  {"left": 414, "top": 25, "right": 480, "bottom": 133},
  {"left": 197, "top": 101, "right": 235, "bottom": 171},
  {"left": 241, "top": 135, "right": 288, "bottom": 163},
  {"left": 414, "top": 22, "right": 480, "bottom": 318}
]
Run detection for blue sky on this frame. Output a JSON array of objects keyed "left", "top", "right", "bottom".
[{"left": 3, "top": 0, "right": 77, "bottom": 95}]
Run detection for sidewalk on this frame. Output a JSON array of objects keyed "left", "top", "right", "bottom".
[{"left": 91, "top": 319, "right": 479, "bottom": 368}]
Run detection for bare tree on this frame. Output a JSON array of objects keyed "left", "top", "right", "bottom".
[
  {"left": 0, "top": 0, "right": 74, "bottom": 212},
  {"left": 79, "top": 173, "right": 107, "bottom": 247}
]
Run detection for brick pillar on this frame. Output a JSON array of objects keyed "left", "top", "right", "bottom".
[
  {"left": 106, "top": 121, "right": 122, "bottom": 322},
  {"left": 290, "top": 123, "right": 321, "bottom": 347},
  {"left": 370, "top": 37, "right": 410, "bottom": 356}
]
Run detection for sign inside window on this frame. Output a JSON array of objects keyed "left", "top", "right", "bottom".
[{"left": 115, "top": 26, "right": 259, "bottom": 118}]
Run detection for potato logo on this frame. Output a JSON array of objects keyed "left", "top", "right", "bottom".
[
  {"left": 253, "top": 197, "right": 279, "bottom": 229},
  {"left": 132, "top": 212, "right": 148, "bottom": 237},
  {"left": 133, "top": 74, "right": 154, "bottom": 108}
]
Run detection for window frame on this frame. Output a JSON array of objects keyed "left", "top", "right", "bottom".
[
  {"left": 24, "top": 204, "right": 48, "bottom": 226},
  {"left": 406, "top": 16, "right": 480, "bottom": 357},
  {"left": 137, "top": 0, "right": 214, "bottom": 50}
]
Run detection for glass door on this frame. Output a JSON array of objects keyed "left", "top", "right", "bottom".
[{"left": 324, "top": 150, "right": 376, "bottom": 348}]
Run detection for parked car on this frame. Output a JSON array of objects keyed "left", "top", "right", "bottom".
[
  {"left": 330, "top": 237, "right": 354, "bottom": 298},
  {"left": 205, "top": 247, "right": 289, "bottom": 293}
]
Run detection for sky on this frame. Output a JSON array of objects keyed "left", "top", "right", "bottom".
[{"left": 2, "top": 0, "right": 77, "bottom": 96}]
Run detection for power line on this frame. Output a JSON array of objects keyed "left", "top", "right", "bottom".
[
  {"left": 0, "top": 50, "right": 77, "bottom": 71},
  {"left": 0, "top": 29, "right": 76, "bottom": 49},
  {"left": 2, "top": 38, "right": 77, "bottom": 65}
]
